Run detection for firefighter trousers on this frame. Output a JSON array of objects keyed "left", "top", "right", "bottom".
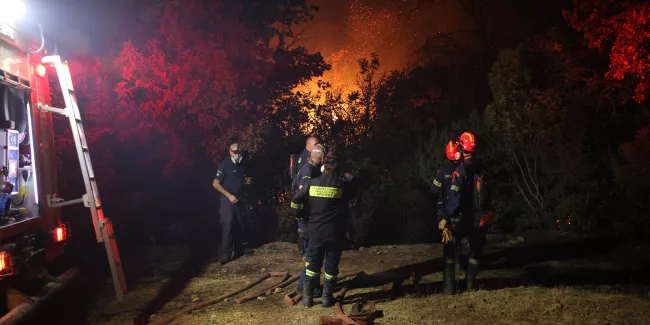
[
  {"left": 306, "top": 240, "right": 342, "bottom": 281},
  {"left": 297, "top": 219, "right": 309, "bottom": 255},
  {"left": 443, "top": 224, "right": 486, "bottom": 267},
  {"left": 219, "top": 196, "right": 251, "bottom": 260},
  {"left": 297, "top": 242, "right": 311, "bottom": 290}
]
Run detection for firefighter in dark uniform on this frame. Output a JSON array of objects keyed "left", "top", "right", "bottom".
[
  {"left": 291, "top": 154, "right": 359, "bottom": 307},
  {"left": 438, "top": 132, "right": 488, "bottom": 294},
  {"left": 291, "top": 144, "right": 326, "bottom": 298},
  {"left": 291, "top": 136, "right": 319, "bottom": 192},
  {"left": 431, "top": 140, "right": 463, "bottom": 269},
  {"left": 290, "top": 136, "right": 320, "bottom": 254},
  {"left": 431, "top": 140, "right": 463, "bottom": 203},
  {"left": 212, "top": 142, "right": 253, "bottom": 265},
  {"left": 294, "top": 144, "right": 325, "bottom": 256}
]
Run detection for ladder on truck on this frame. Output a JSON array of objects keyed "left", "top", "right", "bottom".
[{"left": 38, "top": 55, "right": 127, "bottom": 301}]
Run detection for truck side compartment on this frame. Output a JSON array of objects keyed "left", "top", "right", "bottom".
[{"left": 0, "top": 15, "right": 73, "bottom": 323}]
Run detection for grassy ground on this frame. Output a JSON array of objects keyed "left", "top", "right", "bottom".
[{"left": 87, "top": 231, "right": 650, "bottom": 325}]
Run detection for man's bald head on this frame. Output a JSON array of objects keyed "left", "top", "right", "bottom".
[
  {"left": 310, "top": 144, "right": 326, "bottom": 166},
  {"left": 306, "top": 136, "right": 319, "bottom": 152}
]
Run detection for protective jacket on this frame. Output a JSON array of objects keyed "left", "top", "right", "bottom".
[
  {"left": 291, "top": 172, "right": 359, "bottom": 245},
  {"left": 440, "top": 157, "right": 489, "bottom": 227}
]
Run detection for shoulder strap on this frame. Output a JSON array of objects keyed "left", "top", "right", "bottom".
[
  {"left": 290, "top": 154, "right": 298, "bottom": 180},
  {"left": 473, "top": 170, "right": 488, "bottom": 211}
]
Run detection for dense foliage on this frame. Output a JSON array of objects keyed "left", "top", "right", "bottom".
[{"left": 56, "top": 0, "right": 650, "bottom": 246}]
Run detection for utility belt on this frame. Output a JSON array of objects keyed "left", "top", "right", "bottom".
[
  {"left": 452, "top": 211, "right": 494, "bottom": 230},
  {"left": 450, "top": 213, "right": 465, "bottom": 231}
]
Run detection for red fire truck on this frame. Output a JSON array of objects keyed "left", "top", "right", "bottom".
[{"left": 0, "top": 1, "right": 126, "bottom": 322}]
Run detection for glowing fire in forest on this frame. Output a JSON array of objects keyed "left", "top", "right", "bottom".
[{"left": 295, "top": 0, "right": 418, "bottom": 132}]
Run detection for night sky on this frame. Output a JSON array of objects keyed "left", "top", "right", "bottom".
[{"left": 25, "top": 0, "right": 568, "bottom": 91}]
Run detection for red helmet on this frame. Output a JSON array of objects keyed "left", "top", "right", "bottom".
[
  {"left": 445, "top": 140, "right": 459, "bottom": 161},
  {"left": 457, "top": 132, "right": 476, "bottom": 152}
]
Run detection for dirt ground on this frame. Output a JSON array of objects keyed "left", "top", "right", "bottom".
[{"left": 87, "top": 230, "right": 650, "bottom": 325}]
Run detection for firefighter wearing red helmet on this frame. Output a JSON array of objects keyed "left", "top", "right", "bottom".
[
  {"left": 438, "top": 131, "right": 489, "bottom": 294},
  {"left": 431, "top": 140, "right": 463, "bottom": 271},
  {"left": 457, "top": 131, "right": 476, "bottom": 153},
  {"left": 431, "top": 140, "right": 462, "bottom": 217}
]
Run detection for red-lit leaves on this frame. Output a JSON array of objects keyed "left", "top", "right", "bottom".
[
  {"left": 113, "top": 0, "right": 326, "bottom": 173},
  {"left": 565, "top": 0, "right": 650, "bottom": 103}
]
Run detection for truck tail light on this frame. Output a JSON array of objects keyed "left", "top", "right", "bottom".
[
  {"left": 0, "top": 252, "right": 14, "bottom": 276},
  {"left": 53, "top": 225, "right": 67, "bottom": 243}
]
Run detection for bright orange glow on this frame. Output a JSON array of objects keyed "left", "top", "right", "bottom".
[
  {"left": 54, "top": 226, "right": 66, "bottom": 242},
  {"left": 0, "top": 252, "right": 9, "bottom": 272},
  {"left": 36, "top": 64, "right": 47, "bottom": 78}
]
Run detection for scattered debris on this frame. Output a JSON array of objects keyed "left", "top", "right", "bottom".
[
  {"left": 152, "top": 272, "right": 296, "bottom": 325},
  {"left": 319, "top": 279, "right": 384, "bottom": 325},
  {"left": 235, "top": 272, "right": 292, "bottom": 304},
  {"left": 284, "top": 290, "right": 302, "bottom": 305}
]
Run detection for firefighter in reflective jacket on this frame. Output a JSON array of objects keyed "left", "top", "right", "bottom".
[
  {"left": 431, "top": 140, "right": 463, "bottom": 206},
  {"left": 438, "top": 132, "right": 490, "bottom": 294},
  {"left": 431, "top": 140, "right": 463, "bottom": 268},
  {"left": 294, "top": 144, "right": 326, "bottom": 255},
  {"left": 291, "top": 154, "right": 359, "bottom": 307},
  {"left": 291, "top": 144, "right": 326, "bottom": 298}
]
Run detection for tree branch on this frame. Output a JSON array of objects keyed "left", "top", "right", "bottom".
[
  {"left": 284, "top": 26, "right": 313, "bottom": 50},
  {"left": 507, "top": 138, "right": 543, "bottom": 209}
]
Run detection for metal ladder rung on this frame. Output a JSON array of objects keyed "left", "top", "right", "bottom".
[{"left": 42, "top": 54, "right": 126, "bottom": 302}]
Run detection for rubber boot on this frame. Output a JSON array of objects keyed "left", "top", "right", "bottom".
[
  {"left": 455, "top": 252, "right": 463, "bottom": 273},
  {"left": 466, "top": 259, "right": 479, "bottom": 292},
  {"left": 299, "top": 269, "right": 321, "bottom": 297},
  {"left": 313, "top": 283, "right": 323, "bottom": 298},
  {"left": 302, "top": 276, "right": 315, "bottom": 307},
  {"left": 443, "top": 260, "right": 456, "bottom": 295},
  {"left": 321, "top": 277, "right": 337, "bottom": 307},
  {"left": 297, "top": 269, "right": 305, "bottom": 294}
]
